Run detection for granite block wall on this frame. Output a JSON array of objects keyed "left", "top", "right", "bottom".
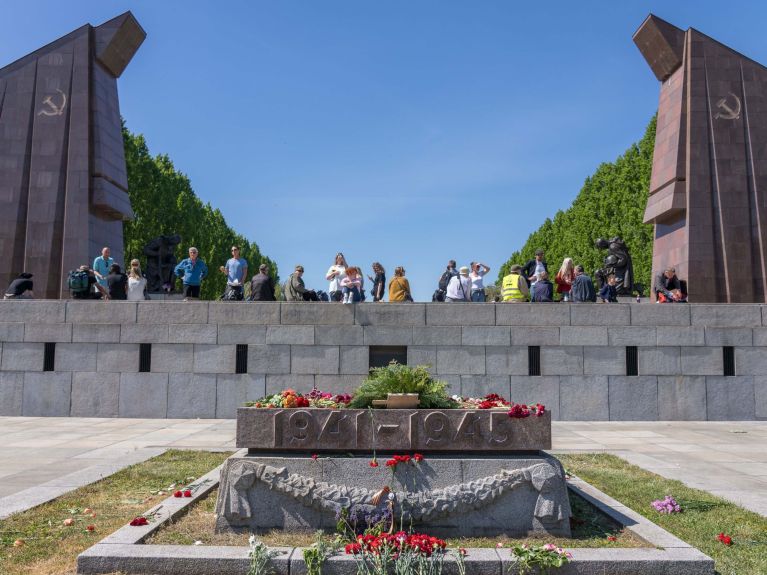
[{"left": 0, "top": 301, "right": 764, "bottom": 420}]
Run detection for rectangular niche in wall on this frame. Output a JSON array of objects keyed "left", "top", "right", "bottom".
[{"left": 369, "top": 346, "right": 407, "bottom": 369}]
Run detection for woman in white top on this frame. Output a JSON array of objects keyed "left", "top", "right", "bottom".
[
  {"left": 469, "top": 261, "right": 490, "bottom": 302},
  {"left": 325, "top": 252, "right": 348, "bottom": 302},
  {"left": 127, "top": 259, "right": 147, "bottom": 301}
]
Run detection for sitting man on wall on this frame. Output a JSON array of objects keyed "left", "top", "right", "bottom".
[
  {"left": 4, "top": 272, "right": 34, "bottom": 299},
  {"left": 571, "top": 265, "right": 596, "bottom": 303},
  {"left": 502, "top": 264, "right": 530, "bottom": 302},
  {"left": 655, "top": 268, "right": 687, "bottom": 303}
]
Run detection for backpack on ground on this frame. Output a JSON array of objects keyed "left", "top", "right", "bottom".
[{"left": 67, "top": 269, "right": 90, "bottom": 293}]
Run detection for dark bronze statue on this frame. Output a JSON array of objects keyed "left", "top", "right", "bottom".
[
  {"left": 594, "top": 237, "right": 635, "bottom": 295},
  {"left": 143, "top": 235, "right": 181, "bottom": 293}
]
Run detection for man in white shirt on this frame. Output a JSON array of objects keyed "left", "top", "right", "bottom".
[{"left": 446, "top": 266, "right": 472, "bottom": 302}]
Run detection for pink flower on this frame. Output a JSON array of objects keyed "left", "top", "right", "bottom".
[
  {"left": 542, "top": 543, "right": 557, "bottom": 551},
  {"left": 311, "top": 454, "right": 319, "bottom": 461},
  {"left": 63, "top": 518, "right": 74, "bottom": 526}
]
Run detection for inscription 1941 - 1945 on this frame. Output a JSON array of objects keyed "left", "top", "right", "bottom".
[{"left": 236, "top": 408, "right": 551, "bottom": 453}]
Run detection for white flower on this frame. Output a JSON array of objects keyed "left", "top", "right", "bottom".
[
  {"left": 194, "top": 540, "right": 203, "bottom": 546},
  {"left": 387, "top": 492, "right": 395, "bottom": 501},
  {"left": 249, "top": 535, "right": 257, "bottom": 546}
]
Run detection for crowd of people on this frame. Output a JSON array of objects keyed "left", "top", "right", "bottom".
[{"left": 3, "top": 246, "right": 687, "bottom": 304}]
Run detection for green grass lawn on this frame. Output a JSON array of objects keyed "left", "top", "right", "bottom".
[
  {"left": 0, "top": 449, "right": 232, "bottom": 575},
  {"left": 559, "top": 453, "right": 767, "bottom": 575}
]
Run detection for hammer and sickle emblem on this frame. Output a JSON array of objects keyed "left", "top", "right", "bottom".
[
  {"left": 38, "top": 89, "right": 67, "bottom": 117},
  {"left": 714, "top": 92, "right": 741, "bottom": 120}
]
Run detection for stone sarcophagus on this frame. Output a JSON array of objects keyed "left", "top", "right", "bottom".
[
  {"left": 0, "top": 13, "right": 145, "bottom": 298},
  {"left": 218, "top": 407, "right": 569, "bottom": 537}
]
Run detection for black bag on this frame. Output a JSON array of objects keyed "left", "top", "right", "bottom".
[
  {"left": 222, "top": 285, "right": 244, "bottom": 301},
  {"left": 438, "top": 270, "right": 453, "bottom": 291},
  {"left": 432, "top": 289, "right": 446, "bottom": 302},
  {"left": 329, "top": 290, "right": 343, "bottom": 302}
]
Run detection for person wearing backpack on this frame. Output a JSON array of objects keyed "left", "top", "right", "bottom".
[
  {"left": 68, "top": 266, "right": 108, "bottom": 299},
  {"left": 4, "top": 272, "right": 34, "bottom": 299},
  {"left": 433, "top": 260, "right": 458, "bottom": 302},
  {"left": 446, "top": 266, "right": 472, "bottom": 302}
]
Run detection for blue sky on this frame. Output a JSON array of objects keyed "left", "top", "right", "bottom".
[{"left": 4, "top": 1, "right": 767, "bottom": 300}]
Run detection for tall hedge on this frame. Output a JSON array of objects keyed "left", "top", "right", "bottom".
[
  {"left": 498, "top": 116, "right": 656, "bottom": 292},
  {"left": 122, "top": 125, "right": 277, "bottom": 300}
]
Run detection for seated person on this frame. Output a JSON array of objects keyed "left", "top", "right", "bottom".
[
  {"left": 70, "top": 266, "right": 108, "bottom": 299},
  {"left": 599, "top": 274, "right": 618, "bottom": 303},
  {"left": 655, "top": 267, "right": 682, "bottom": 302},
  {"left": 531, "top": 271, "right": 554, "bottom": 302},
  {"left": 4, "top": 272, "right": 34, "bottom": 299}
]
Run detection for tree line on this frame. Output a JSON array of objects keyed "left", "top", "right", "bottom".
[
  {"left": 122, "top": 124, "right": 277, "bottom": 300},
  {"left": 497, "top": 116, "right": 656, "bottom": 293}
]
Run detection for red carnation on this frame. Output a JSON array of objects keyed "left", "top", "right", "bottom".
[
  {"left": 173, "top": 490, "right": 183, "bottom": 498},
  {"left": 369, "top": 460, "right": 379, "bottom": 468},
  {"left": 311, "top": 454, "right": 319, "bottom": 461},
  {"left": 129, "top": 516, "right": 149, "bottom": 526},
  {"left": 86, "top": 524, "right": 95, "bottom": 532},
  {"left": 413, "top": 453, "right": 424, "bottom": 462},
  {"left": 183, "top": 489, "right": 192, "bottom": 497},
  {"left": 717, "top": 532, "right": 733, "bottom": 546},
  {"left": 607, "top": 535, "right": 617, "bottom": 542}
]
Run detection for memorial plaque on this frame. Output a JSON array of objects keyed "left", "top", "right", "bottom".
[
  {"left": 0, "top": 13, "right": 144, "bottom": 298},
  {"left": 237, "top": 407, "right": 551, "bottom": 452}
]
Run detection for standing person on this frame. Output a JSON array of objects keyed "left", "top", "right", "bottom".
[
  {"left": 368, "top": 262, "right": 386, "bottom": 302},
  {"left": 4, "top": 272, "right": 34, "bottom": 299},
  {"left": 107, "top": 263, "right": 128, "bottom": 300},
  {"left": 174, "top": 247, "right": 208, "bottom": 300},
  {"left": 284, "top": 265, "right": 308, "bottom": 301},
  {"left": 388, "top": 267, "right": 412, "bottom": 302},
  {"left": 469, "top": 261, "right": 490, "bottom": 302},
  {"left": 326, "top": 253, "right": 348, "bottom": 302},
  {"left": 446, "top": 266, "right": 472, "bottom": 302},
  {"left": 433, "top": 260, "right": 458, "bottom": 302},
  {"left": 532, "top": 271, "right": 554, "bottom": 302},
  {"left": 341, "top": 266, "right": 363, "bottom": 303},
  {"left": 127, "top": 259, "right": 147, "bottom": 301},
  {"left": 220, "top": 245, "right": 248, "bottom": 301},
  {"left": 523, "top": 249, "right": 548, "bottom": 301},
  {"left": 571, "top": 265, "right": 596, "bottom": 303},
  {"left": 92, "top": 246, "right": 114, "bottom": 292},
  {"left": 555, "top": 257, "right": 575, "bottom": 302},
  {"left": 502, "top": 265, "right": 529, "bottom": 302},
  {"left": 250, "top": 263, "right": 276, "bottom": 301},
  {"left": 599, "top": 274, "right": 618, "bottom": 303}
]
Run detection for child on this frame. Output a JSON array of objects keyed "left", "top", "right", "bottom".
[
  {"left": 341, "top": 266, "right": 362, "bottom": 303},
  {"left": 599, "top": 274, "right": 618, "bottom": 303}
]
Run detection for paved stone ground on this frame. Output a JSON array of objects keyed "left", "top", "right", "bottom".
[{"left": 0, "top": 417, "right": 764, "bottom": 519}]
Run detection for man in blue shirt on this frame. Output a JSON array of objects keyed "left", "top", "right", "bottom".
[
  {"left": 174, "top": 247, "right": 208, "bottom": 300},
  {"left": 93, "top": 246, "right": 114, "bottom": 291},
  {"left": 219, "top": 245, "right": 248, "bottom": 300}
]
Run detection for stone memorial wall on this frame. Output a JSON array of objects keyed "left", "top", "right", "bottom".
[{"left": 0, "top": 301, "right": 765, "bottom": 420}]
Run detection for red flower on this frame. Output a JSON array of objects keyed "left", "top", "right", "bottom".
[
  {"left": 173, "top": 490, "right": 183, "bottom": 498},
  {"left": 86, "top": 524, "right": 95, "bottom": 532},
  {"left": 129, "top": 516, "right": 149, "bottom": 526},
  {"left": 535, "top": 403, "right": 546, "bottom": 417},
  {"left": 385, "top": 459, "right": 397, "bottom": 467},
  {"left": 183, "top": 489, "right": 192, "bottom": 497},
  {"left": 508, "top": 403, "right": 531, "bottom": 418},
  {"left": 717, "top": 532, "right": 733, "bottom": 546},
  {"left": 413, "top": 453, "right": 424, "bottom": 462},
  {"left": 369, "top": 460, "right": 379, "bottom": 468},
  {"left": 607, "top": 535, "right": 617, "bottom": 542},
  {"left": 311, "top": 454, "right": 319, "bottom": 461},
  {"left": 458, "top": 547, "right": 467, "bottom": 556}
]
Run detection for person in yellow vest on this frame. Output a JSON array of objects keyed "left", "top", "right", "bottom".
[{"left": 502, "top": 264, "right": 530, "bottom": 302}]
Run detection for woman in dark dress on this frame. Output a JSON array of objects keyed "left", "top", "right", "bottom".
[
  {"left": 368, "top": 262, "right": 386, "bottom": 302},
  {"left": 107, "top": 263, "right": 128, "bottom": 300}
]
